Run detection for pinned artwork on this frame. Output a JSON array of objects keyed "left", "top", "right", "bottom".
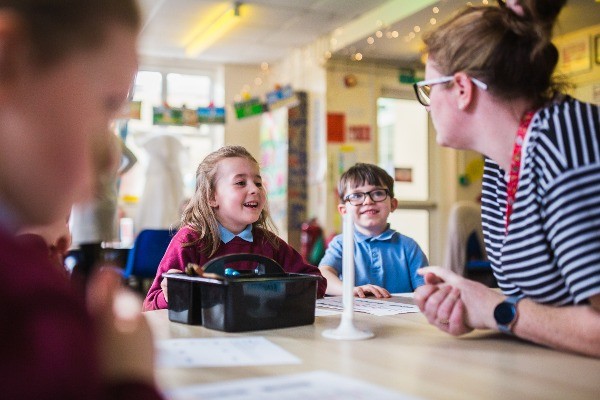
[{"left": 343, "top": 74, "right": 358, "bottom": 88}]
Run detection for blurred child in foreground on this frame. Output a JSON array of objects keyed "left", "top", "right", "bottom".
[
  {"left": 0, "top": 0, "right": 163, "bottom": 398},
  {"left": 17, "top": 215, "right": 71, "bottom": 275}
]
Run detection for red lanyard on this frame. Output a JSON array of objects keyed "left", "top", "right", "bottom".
[{"left": 505, "top": 111, "right": 534, "bottom": 232}]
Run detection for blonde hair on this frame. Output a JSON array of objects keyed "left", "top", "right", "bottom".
[
  {"left": 181, "top": 145, "right": 279, "bottom": 256},
  {"left": 422, "top": 0, "right": 567, "bottom": 107}
]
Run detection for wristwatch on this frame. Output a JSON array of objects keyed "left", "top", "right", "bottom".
[{"left": 493, "top": 294, "right": 525, "bottom": 334}]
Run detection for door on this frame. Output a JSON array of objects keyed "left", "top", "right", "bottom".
[{"left": 377, "top": 97, "right": 432, "bottom": 257}]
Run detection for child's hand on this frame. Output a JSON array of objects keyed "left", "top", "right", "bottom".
[
  {"left": 87, "top": 268, "right": 156, "bottom": 385},
  {"left": 161, "top": 269, "right": 183, "bottom": 302},
  {"left": 353, "top": 284, "right": 391, "bottom": 298}
]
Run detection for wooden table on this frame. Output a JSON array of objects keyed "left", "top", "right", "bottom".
[{"left": 145, "top": 297, "right": 600, "bottom": 400}]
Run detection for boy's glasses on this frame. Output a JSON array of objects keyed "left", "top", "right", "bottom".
[
  {"left": 413, "top": 76, "right": 488, "bottom": 107},
  {"left": 344, "top": 189, "right": 390, "bottom": 206}
]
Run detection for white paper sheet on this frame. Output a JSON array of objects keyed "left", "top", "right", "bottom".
[
  {"left": 156, "top": 337, "right": 300, "bottom": 368},
  {"left": 315, "top": 307, "right": 342, "bottom": 317},
  {"left": 316, "top": 296, "right": 419, "bottom": 316},
  {"left": 391, "top": 292, "right": 415, "bottom": 299},
  {"left": 166, "top": 370, "right": 423, "bottom": 400}
]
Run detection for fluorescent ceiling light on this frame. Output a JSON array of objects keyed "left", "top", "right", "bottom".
[{"left": 185, "top": 2, "right": 241, "bottom": 57}]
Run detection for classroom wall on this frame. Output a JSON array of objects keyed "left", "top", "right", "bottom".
[
  {"left": 323, "top": 61, "right": 457, "bottom": 265},
  {"left": 223, "top": 64, "right": 275, "bottom": 158},
  {"left": 216, "top": 57, "right": 485, "bottom": 261},
  {"left": 553, "top": 23, "right": 600, "bottom": 104},
  {"left": 270, "top": 38, "right": 330, "bottom": 246},
  {"left": 220, "top": 45, "right": 330, "bottom": 252},
  {"left": 325, "top": 62, "right": 392, "bottom": 239}
]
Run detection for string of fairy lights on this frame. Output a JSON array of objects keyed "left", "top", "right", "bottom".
[
  {"left": 345, "top": 0, "right": 491, "bottom": 63},
  {"left": 235, "top": 0, "right": 492, "bottom": 102}
]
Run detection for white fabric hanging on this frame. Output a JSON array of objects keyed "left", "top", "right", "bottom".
[{"left": 135, "top": 134, "right": 185, "bottom": 231}]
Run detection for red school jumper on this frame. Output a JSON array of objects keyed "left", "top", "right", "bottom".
[
  {"left": 144, "top": 225, "right": 326, "bottom": 311},
  {"left": 0, "top": 227, "right": 163, "bottom": 400}
]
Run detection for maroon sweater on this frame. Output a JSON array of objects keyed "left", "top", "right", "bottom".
[
  {"left": 0, "top": 227, "right": 162, "bottom": 400},
  {"left": 144, "top": 226, "right": 326, "bottom": 310}
]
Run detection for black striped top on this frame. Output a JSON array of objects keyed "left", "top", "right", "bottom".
[{"left": 481, "top": 97, "right": 600, "bottom": 305}]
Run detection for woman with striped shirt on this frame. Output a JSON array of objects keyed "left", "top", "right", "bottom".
[{"left": 413, "top": 0, "right": 600, "bottom": 357}]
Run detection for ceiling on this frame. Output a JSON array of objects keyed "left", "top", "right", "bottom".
[{"left": 138, "top": 0, "right": 600, "bottom": 68}]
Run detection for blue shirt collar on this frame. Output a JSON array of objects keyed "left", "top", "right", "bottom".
[
  {"left": 355, "top": 224, "right": 394, "bottom": 243},
  {"left": 219, "top": 223, "right": 254, "bottom": 243}
]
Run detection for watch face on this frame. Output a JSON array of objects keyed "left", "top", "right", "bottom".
[{"left": 494, "top": 302, "right": 517, "bottom": 325}]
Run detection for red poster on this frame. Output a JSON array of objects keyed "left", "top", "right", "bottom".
[
  {"left": 327, "top": 113, "right": 345, "bottom": 143},
  {"left": 348, "top": 125, "right": 371, "bottom": 141}
]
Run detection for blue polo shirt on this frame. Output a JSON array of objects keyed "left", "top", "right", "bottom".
[{"left": 319, "top": 225, "right": 427, "bottom": 292}]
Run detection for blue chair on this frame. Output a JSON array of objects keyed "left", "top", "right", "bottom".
[{"left": 122, "top": 229, "right": 173, "bottom": 292}]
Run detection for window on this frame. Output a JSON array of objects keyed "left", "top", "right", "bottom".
[
  {"left": 166, "top": 73, "right": 211, "bottom": 108},
  {"left": 118, "top": 70, "right": 223, "bottom": 227}
]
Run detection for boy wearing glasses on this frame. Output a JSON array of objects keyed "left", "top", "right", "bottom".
[{"left": 319, "top": 163, "right": 428, "bottom": 297}]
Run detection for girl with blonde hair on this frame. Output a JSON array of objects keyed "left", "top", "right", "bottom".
[{"left": 144, "top": 145, "right": 325, "bottom": 310}]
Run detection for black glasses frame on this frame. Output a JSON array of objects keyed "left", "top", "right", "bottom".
[{"left": 344, "top": 189, "right": 390, "bottom": 206}]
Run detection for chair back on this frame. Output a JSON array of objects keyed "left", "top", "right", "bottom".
[
  {"left": 443, "top": 201, "right": 485, "bottom": 275},
  {"left": 122, "top": 229, "right": 173, "bottom": 279}
]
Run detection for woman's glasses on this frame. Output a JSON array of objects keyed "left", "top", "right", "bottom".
[
  {"left": 344, "top": 189, "right": 390, "bottom": 206},
  {"left": 413, "top": 76, "right": 488, "bottom": 106}
]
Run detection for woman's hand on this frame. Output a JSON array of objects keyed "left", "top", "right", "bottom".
[
  {"left": 161, "top": 269, "right": 183, "bottom": 302},
  {"left": 353, "top": 284, "right": 390, "bottom": 298},
  {"left": 87, "top": 268, "right": 156, "bottom": 385},
  {"left": 414, "top": 266, "right": 503, "bottom": 335}
]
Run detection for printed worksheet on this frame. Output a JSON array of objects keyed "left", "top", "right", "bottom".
[
  {"left": 315, "top": 307, "right": 341, "bottom": 317},
  {"left": 156, "top": 337, "right": 300, "bottom": 368},
  {"left": 166, "top": 370, "right": 424, "bottom": 400},
  {"left": 316, "top": 296, "right": 419, "bottom": 316}
]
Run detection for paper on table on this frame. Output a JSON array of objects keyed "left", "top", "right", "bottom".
[
  {"left": 392, "top": 292, "right": 415, "bottom": 298},
  {"left": 156, "top": 337, "right": 300, "bottom": 368},
  {"left": 315, "top": 307, "right": 342, "bottom": 317},
  {"left": 317, "top": 297, "right": 419, "bottom": 316},
  {"left": 166, "top": 370, "right": 424, "bottom": 400}
]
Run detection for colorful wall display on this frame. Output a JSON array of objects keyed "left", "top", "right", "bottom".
[
  {"left": 259, "top": 90, "right": 308, "bottom": 250},
  {"left": 260, "top": 107, "right": 289, "bottom": 239},
  {"left": 153, "top": 105, "right": 226, "bottom": 126},
  {"left": 197, "top": 106, "right": 226, "bottom": 124},
  {"left": 234, "top": 98, "right": 265, "bottom": 119},
  {"left": 347, "top": 125, "right": 371, "bottom": 141},
  {"left": 118, "top": 100, "right": 142, "bottom": 120},
  {"left": 287, "top": 92, "right": 308, "bottom": 250},
  {"left": 266, "top": 85, "right": 299, "bottom": 110}
]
